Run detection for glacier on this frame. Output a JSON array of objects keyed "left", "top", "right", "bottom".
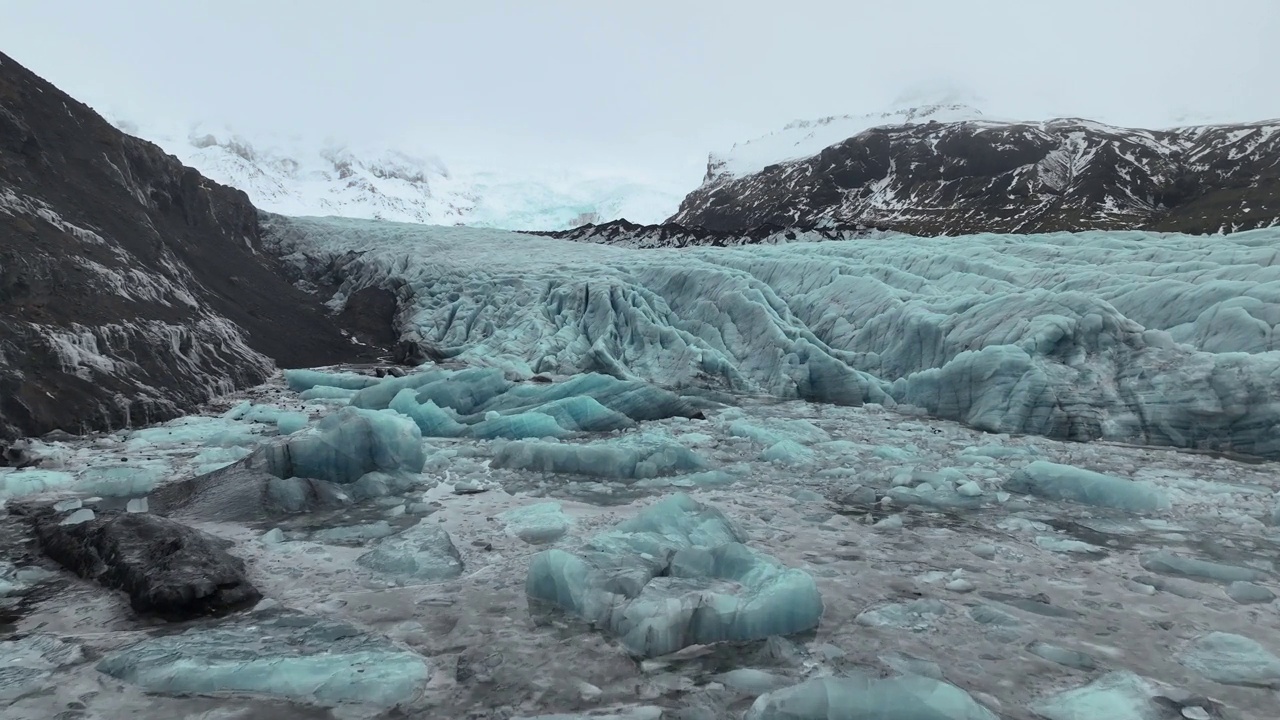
[
  {"left": 265, "top": 216, "right": 1280, "bottom": 459},
  {"left": 104, "top": 117, "right": 687, "bottom": 230}
]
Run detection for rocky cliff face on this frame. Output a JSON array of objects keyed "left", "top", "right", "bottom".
[
  {"left": 671, "top": 110, "right": 1280, "bottom": 235},
  {"left": 0, "top": 52, "right": 385, "bottom": 440}
]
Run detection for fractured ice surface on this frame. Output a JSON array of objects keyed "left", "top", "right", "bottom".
[
  {"left": 743, "top": 673, "right": 998, "bottom": 720},
  {"left": 525, "top": 493, "right": 822, "bottom": 657},
  {"left": 96, "top": 609, "right": 431, "bottom": 707},
  {"left": 265, "top": 218, "right": 1280, "bottom": 456}
]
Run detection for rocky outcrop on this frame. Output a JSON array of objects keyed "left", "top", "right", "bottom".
[
  {"left": 671, "top": 112, "right": 1280, "bottom": 236},
  {"left": 20, "top": 506, "right": 260, "bottom": 618},
  {"left": 0, "top": 51, "right": 387, "bottom": 439},
  {"left": 529, "top": 218, "right": 875, "bottom": 248}
]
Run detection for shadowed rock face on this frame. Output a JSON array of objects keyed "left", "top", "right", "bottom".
[
  {"left": 20, "top": 507, "right": 260, "bottom": 619},
  {"left": 671, "top": 116, "right": 1280, "bottom": 236},
  {"left": 0, "top": 51, "right": 388, "bottom": 440}
]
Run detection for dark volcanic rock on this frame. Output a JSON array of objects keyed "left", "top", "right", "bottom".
[
  {"left": 0, "top": 51, "right": 387, "bottom": 440},
  {"left": 22, "top": 507, "right": 260, "bottom": 618},
  {"left": 671, "top": 111, "right": 1280, "bottom": 236},
  {"left": 529, "top": 218, "right": 876, "bottom": 248}
]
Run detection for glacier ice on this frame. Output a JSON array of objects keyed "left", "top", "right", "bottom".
[
  {"left": 224, "top": 401, "right": 309, "bottom": 434},
  {"left": 264, "top": 218, "right": 1280, "bottom": 458},
  {"left": 0, "top": 634, "right": 83, "bottom": 703},
  {"left": 1004, "top": 461, "right": 1171, "bottom": 512},
  {"left": 525, "top": 493, "right": 822, "bottom": 657},
  {"left": 96, "top": 608, "right": 431, "bottom": 707},
  {"left": 284, "top": 368, "right": 383, "bottom": 392},
  {"left": 1225, "top": 580, "right": 1275, "bottom": 604},
  {"left": 1179, "top": 632, "right": 1280, "bottom": 687},
  {"left": 262, "top": 405, "right": 425, "bottom": 484},
  {"left": 289, "top": 368, "right": 695, "bottom": 441},
  {"left": 492, "top": 439, "right": 707, "bottom": 479},
  {"left": 1025, "top": 641, "right": 1097, "bottom": 670},
  {"left": 1137, "top": 550, "right": 1266, "bottom": 583},
  {"left": 0, "top": 469, "right": 74, "bottom": 501},
  {"left": 501, "top": 501, "right": 574, "bottom": 544},
  {"left": 356, "top": 518, "right": 464, "bottom": 581},
  {"left": 1032, "top": 671, "right": 1162, "bottom": 720},
  {"left": 743, "top": 673, "right": 998, "bottom": 720}
]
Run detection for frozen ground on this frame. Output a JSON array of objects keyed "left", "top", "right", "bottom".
[{"left": 2, "top": 367, "right": 1278, "bottom": 719}]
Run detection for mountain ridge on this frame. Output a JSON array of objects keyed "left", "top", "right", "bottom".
[
  {"left": 672, "top": 108, "right": 1280, "bottom": 236},
  {"left": 0, "top": 52, "right": 387, "bottom": 440}
]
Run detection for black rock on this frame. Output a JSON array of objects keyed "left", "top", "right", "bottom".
[
  {"left": 393, "top": 339, "right": 445, "bottom": 367},
  {"left": 23, "top": 507, "right": 261, "bottom": 619},
  {"left": 0, "top": 51, "right": 389, "bottom": 441}
]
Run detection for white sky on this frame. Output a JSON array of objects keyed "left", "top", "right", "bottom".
[{"left": 4, "top": 0, "right": 1279, "bottom": 187}]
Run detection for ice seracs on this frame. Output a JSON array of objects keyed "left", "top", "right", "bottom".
[{"left": 264, "top": 216, "right": 1280, "bottom": 459}]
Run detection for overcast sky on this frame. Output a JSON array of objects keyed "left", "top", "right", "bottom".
[{"left": 4, "top": 0, "right": 1279, "bottom": 186}]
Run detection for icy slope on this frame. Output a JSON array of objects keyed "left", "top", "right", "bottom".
[
  {"left": 108, "top": 121, "right": 685, "bottom": 230},
  {"left": 264, "top": 216, "right": 1280, "bottom": 458},
  {"left": 706, "top": 103, "right": 989, "bottom": 181},
  {"left": 674, "top": 108, "right": 1280, "bottom": 235}
]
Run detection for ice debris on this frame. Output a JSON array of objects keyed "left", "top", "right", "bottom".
[
  {"left": 1179, "top": 632, "right": 1280, "bottom": 687},
  {"left": 0, "top": 634, "right": 83, "bottom": 703},
  {"left": 744, "top": 673, "right": 998, "bottom": 720},
  {"left": 501, "top": 502, "right": 574, "bottom": 544},
  {"left": 1032, "top": 671, "right": 1162, "bottom": 720},
  {"left": 356, "top": 518, "right": 464, "bottom": 581},
  {"left": 96, "top": 609, "right": 431, "bottom": 707},
  {"left": 317, "top": 367, "right": 698, "bottom": 440},
  {"left": 1005, "top": 461, "right": 1171, "bottom": 512},
  {"left": 1138, "top": 551, "right": 1266, "bottom": 583},
  {"left": 526, "top": 493, "right": 822, "bottom": 657},
  {"left": 258, "top": 405, "right": 425, "bottom": 484},
  {"left": 492, "top": 439, "right": 706, "bottom": 480}
]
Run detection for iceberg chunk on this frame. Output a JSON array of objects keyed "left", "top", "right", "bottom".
[
  {"left": 1032, "top": 671, "right": 1162, "bottom": 720},
  {"left": 356, "top": 519, "right": 464, "bottom": 581},
  {"left": 283, "top": 369, "right": 382, "bottom": 392},
  {"left": 96, "top": 609, "right": 431, "bottom": 707},
  {"left": 1005, "top": 461, "right": 1171, "bottom": 512},
  {"left": 1179, "top": 632, "right": 1280, "bottom": 687},
  {"left": 1138, "top": 551, "right": 1266, "bottom": 583},
  {"left": 501, "top": 502, "right": 574, "bottom": 544},
  {"left": 492, "top": 440, "right": 706, "bottom": 479},
  {"left": 526, "top": 493, "right": 822, "bottom": 657},
  {"left": 265, "top": 406, "right": 425, "bottom": 484},
  {"left": 389, "top": 390, "right": 467, "bottom": 437},
  {"left": 744, "top": 673, "right": 998, "bottom": 720}
]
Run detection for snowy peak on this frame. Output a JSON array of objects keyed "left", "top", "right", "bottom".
[
  {"left": 708, "top": 103, "right": 989, "bottom": 180},
  {"left": 675, "top": 109, "right": 1280, "bottom": 236},
  {"left": 107, "top": 118, "right": 685, "bottom": 230}
]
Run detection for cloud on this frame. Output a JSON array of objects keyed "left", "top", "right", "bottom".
[{"left": 4, "top": 0, "right": 1278, "bottom": 188}]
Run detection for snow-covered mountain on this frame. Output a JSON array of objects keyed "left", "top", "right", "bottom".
[
  {"left": 108, "top": 120, "right": 686, "bottom": 231},
  {"left": 673, "top": 104, "right": 1280, "bottom": 235}
]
